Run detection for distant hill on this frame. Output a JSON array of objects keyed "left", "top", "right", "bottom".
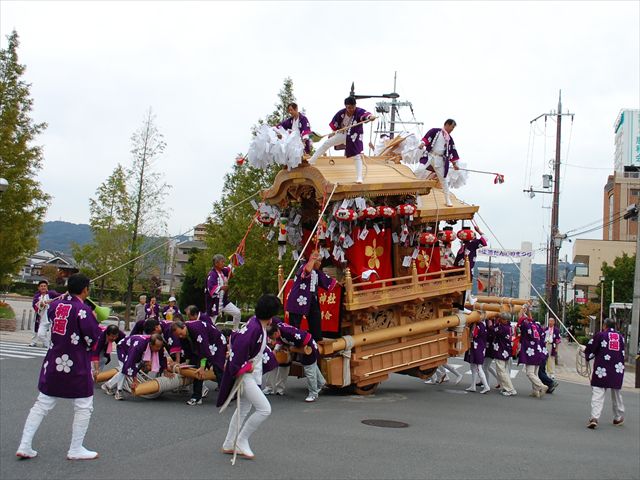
[
  {"left": 473, "top": 261, "right": 548, "bottom": 298},
  {"left": 38, "top": 221, "right": 93, "bottom": 253},
  {"left": 38, "top": 221, "right": 192, "bottom": 254}
]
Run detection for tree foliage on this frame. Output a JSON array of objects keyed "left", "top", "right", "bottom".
[
  {"left": 182, "top": 78, "right": 298, "bottom": 310},
  {"left": 123, "top": 109, "right": 170, "bottom": 325},
  {"left": 599, "top": 253, "right": 635, "bottom": 314},
  {"left": 0, "top": 31, "right": 50, "bottom": 285},
  {"left": 72, "top": 165, "right": 131, "bottom": 301}
]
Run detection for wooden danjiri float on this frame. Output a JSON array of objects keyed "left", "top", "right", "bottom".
[{"left": 257, "top": 154, "right": 528, "bottom": 395}]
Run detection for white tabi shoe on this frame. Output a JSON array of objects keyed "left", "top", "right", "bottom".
[
  {"left": 465, "top": 386, "right": 477, "bottom": 392},
  {"left": 234, "top": 439, "right": 255, "bottom": 459},
  {"left": 480, "top": 386, "right": 491, "bottom": 394},
  {"left": 67, "top": 446, "right": 99, "bottom": 460},
  {"left": 453, "top": 375, "right": 463, "bottom": 386},
  {"left": 16, "top": 446, "right": 38, "bottom": 459}
]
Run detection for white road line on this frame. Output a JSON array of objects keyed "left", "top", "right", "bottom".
[
  {"left": 0, "top": 352, "right": 32, "bottom": 359},
  {"left": 0, "top": 345, "right": 47, "bottom": 354}
]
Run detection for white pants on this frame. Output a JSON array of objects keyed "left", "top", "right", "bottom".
[
  {"left": 434, "top": 362, "right": 462, "bottom": 381},
  {"left": 495, "top": 359, "right": 516, "bottom": 394},
  {"left": 216, "top": 302, "right": 241, "bottom": 330},
  {"left": 18, "top": 392, "right": 93, "bottom": 452},
  {"left": 483, "top": 357, "right": 499, "bottom": 385},
  {"left": 34, "top": 319, "right": 50, "bottom": 347},
  {"left": 304, "top": 362, "right": 326, "bottom": 398},
  {"left": 427, "top": 154, "right": 451, "bottom": 202},
  {"left": 525, "top": 364, "right": 546, "bottom": 392},
  {"left": 468, "top": 363, "right": 489, "bottom": 390},
  {"left": 309, "top": 132, "right": 347, "bottom": 163},
  {"left": 590, "top": 387, "right": 625, "bottom": 421},
  {"left": 223, "top": 375, "right": 271, "bottom": 450},
  {"left": 263, "top": 365, "right": 289, "bottom": 394}
]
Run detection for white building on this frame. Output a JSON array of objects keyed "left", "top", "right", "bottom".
[{"left": 613, "top": 108, "right": 640, "bottom": 173}]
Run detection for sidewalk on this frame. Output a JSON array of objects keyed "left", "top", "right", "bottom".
[{"left": 554, "top": 338, "right": 637, "bottom": 392}]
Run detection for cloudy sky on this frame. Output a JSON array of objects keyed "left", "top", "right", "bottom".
[{"left": 1, "top": 1, "right": 638, "bottom": 264}]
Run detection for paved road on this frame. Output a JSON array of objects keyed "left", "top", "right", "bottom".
[{"left": 1, "top": 348, "right": 638, "bottom": 480}]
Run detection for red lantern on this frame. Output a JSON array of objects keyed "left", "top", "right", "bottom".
[
  {"left": 377, "top": 206, "right": 396, "bottom": 218},
  {"left": 235, "top": 155, "right": 245, "bottom": 166},
  {"left": 257, "top": 212, "right": 275, "bottom": 226},
  {"left": 419, "top": 232, "right": 437, "bottom": 246},
  {"left": 358, "top": 206, "right": 378, "bottom": 220},
  {"left": 457, "top": 228, "right": 475, "bottom": 241},
  {"left": 396, "top": 204, "right": 416, "bottom": 216},
  {"left": 334, "top": 208, "right": 357, "bottom": 222},
  {"left": 437, "top": 228, "right": 455, "bottom": 243}
]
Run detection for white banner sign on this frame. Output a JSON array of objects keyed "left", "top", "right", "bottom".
[{"left": 478, "top": 248, "right": 533, "bottom": 258}]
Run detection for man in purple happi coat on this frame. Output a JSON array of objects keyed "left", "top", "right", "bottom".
[
  {"left": 583, "top": 318, "right": 626, "bottom": 429},
  {"left": 90, "top": 324, "right": 125, "bottom": 379},
  {"left": 491, "top": 313, "right": 517, "bottom": 396},
  {"left": 518, "top": 315, "right": 548, "bottom": 397},
  {"left": 285, "top": 251, "right": 336, "bottom": 341},
  {"left": 544, "top": 318, "right": 562, "bottom": 376},
  {"left": 145, "top": 295, "right": 160, "bottom": 319},
  {"left": 278, "top": 102, "right": 312, "bottom": 154},
  {"left": 308, "top": 96, "right": 375, "bottom": 183},
  {"left": 265, "top": 318, "right": 325, "bottom": 402},
  {"left": 454, "top": 224, "right": 487, "bottom": 309},
  {"left": 217, "top": 294, "right": 280, "bottom": 459},
  {"left": 205, "top": 254, "right": 241, "bottom": 330},
  {"left": 162, "top": 296, "right": 181, "bottom": 320},
  {"left": 130, "top": 318, "right": 183, "bottom": 362},
  {"left": 416, "top": 119, "right": 460, "bottom": 206},
  {"left": 464, "top": 319, "right": 490, "bottom": 393},
  {"left": 30, "top": 280, "right": 62, "bottom": 348},
  {"left": 17, "top": 274, "right": 102, "bottom": 461},
  {"left": 172, "top": 308, "right": 227, "bottom": 406}
]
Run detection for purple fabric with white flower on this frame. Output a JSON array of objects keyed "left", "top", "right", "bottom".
[
  {"left": 285, "top": 265, "right": 336, "bottom": 316},
  {"left": 490, "top": 322, "right": 513, "bottom": 361},
  {"left": 517, "top": 319, "right": 545, "bottom": 365},
  {"left": 584, "top": 328, "right": 625, "bottom": 389},
  {"left": 274, "top": 320, "right": 319, "bottom": 366},
  {"left": 121, "top": 336, "right": 167, "bottom": 378},
  {"left": 216, "top": 316, "right": 275, "bottom": 407},
  {"left": 329, "top": 107, "right": 372, "bottom": 157},
  {"left": 37, "top": 295, "right": 102, "bottom": 399},
  {"left": 181, "top": 319, "right": 227, "bottom": 371},
  {"left": 464, "top": 321, "right": 487, "bottom": 365}
]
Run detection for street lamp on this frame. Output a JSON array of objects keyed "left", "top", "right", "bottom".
[
  {"left": 0, "top": 178, "right": 8, "bottom": 193},
  {"left": 599, "top": 275, "right": 605, "bottom": 331}
]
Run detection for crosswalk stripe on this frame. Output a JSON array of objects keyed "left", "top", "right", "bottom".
[
  {"left": 0, "top": 344, "right": 47, "bottom": 353},
  {"left": 0, "top": 349, "right": 46, "bottom": 357},
  {"left": 0, "top": 352, "right": 33, "bottom": 359}
]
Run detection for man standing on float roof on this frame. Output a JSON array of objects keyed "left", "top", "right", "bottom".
[
  {"left": 277, "top": 102, "right": 312, "bottom": 154},
  {"left": 308, "top": 96, "right": 375, "bottom": 184},
  {"left": 417, "top": 119, "right": 460, "bottom": 207}
]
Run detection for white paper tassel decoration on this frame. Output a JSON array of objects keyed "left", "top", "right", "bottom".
[{"left": 448, "top": 161, "right": 468, "bottom": 189}]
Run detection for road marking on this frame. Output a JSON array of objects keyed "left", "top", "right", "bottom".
[
  {"left": 0, "top": 342, "right": 49, "bottom": 360},
  {"left": 0, "top": 352, "right": 32, "bottom": 358}
]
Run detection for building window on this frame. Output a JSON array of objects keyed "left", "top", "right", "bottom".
[
  {"left": 631, "top": 189, "right": 640, "bottom": 197},
  {"left": 608, "top": 194, "right": 614, "bottom": 239},
  {"left": 574, "top": 264, "right": 589, "bottom": 277}
]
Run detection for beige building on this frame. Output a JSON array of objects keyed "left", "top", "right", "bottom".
[
  {"left": 603, "top": 171, "right": 639, "bottom": 241},
  {"left": 572, "top": 239, "right": 636, "bottom": 299}
]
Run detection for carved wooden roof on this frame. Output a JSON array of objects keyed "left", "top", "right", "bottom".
[
  {"left": 261, "top": 157, "right": 435, "bottom": 205},
  {"left": 415, "top": 189, "right": 479, "bottom": 222}
]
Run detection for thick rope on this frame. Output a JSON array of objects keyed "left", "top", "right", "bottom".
[{"left": 277, "top": 183, "right": 338, "bottom": 298}]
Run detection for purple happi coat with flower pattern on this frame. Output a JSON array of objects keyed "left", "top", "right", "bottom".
[
  {"left": 121, "top": 335, "right": 167, "bottom": 378},
  {"left": 544, "top": 325, "right": 562, "bottom": 357},
  {"left": 37, "top": 295, "right": 102, "bottom": 399},
  {"left": 145, "top": 303, "right": 160, "bottom": 319},
  {"left": 273, "top": 318, "right": 319, "bottom": 366},
  {"left": 181, "top": 319, "right": 227, "bottom": 371},
  {"left": 584, "top": 328, "right": 626, "bottom": 389},
  {"left": 215, "top": 317, "right": 277, "bottom": 407},
  {"left": 116, "top": 334, "right": 149, "bottom": 364},
  {"left": 90, "top": 325, "right": 125, "bottom": 364},
  {"left": 518, "top": 319, "right": 545, "bottom": 365},
  {"left": 418, "top": 128, "right": 460, "bottom": 177},
  {"left": 285, "top": 265, "right": 336, "bottom": 316},
  {"left": 279, "top": 113, "right": 312, "bottom": 153},
  {"left": 490, "top": 322, "right": 513, "bottom": 361},
  {"left": 205, "top": 266, "right": 233, "bottom": 316},
  {"left": 464, "top": 321, "right": 487, "bottom": 364},
  {"left": 129, "top": 319, "right": 182, "bottom": 356},
  {"left": 329, "top": 107, "right": 372, "bottom": 157}
]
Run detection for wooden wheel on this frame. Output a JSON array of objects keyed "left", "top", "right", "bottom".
[{"left": 353, "top": 382, "right": 380, "bottom": 396}]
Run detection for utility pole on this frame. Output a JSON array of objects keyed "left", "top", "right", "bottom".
[
  {"left": 530, "top": 91, "right": 574, "bottom": 318},
  {"left": 625, "top": 202, "right": 639, "bottom": 358}
]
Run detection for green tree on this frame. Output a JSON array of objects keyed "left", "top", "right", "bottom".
[
  {"left": 600, "top": 253, "right": 635, "bottom": 312},
  {"left": 0, "top": 31, "right": 50, "bottom": 285},
  {"left": 72, "top": 165, "right": 131, "bottom": 301},
  {"left": 179, "top": 249, "right": 207, "bottom": 311},
  {"left": 123, "top": 109, "right": 170, "bottom": 327},
  {"left": 185, "top": 78, "right": 298, "bottom": 311}
]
